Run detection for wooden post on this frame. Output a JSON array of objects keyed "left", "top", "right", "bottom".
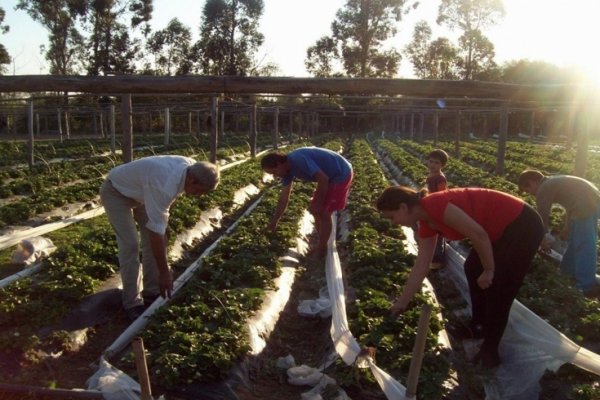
[
  {"left": 27, "top": 100, "right": 34, "bottom": 169},
  {"left": 405, "top": 304, "right": 432, "bottom": 399},
  {"left": 455, "top": 111, "right": 461, "bottom": 158},
  {"left": 109, "top": 105, "right": 116, "bottom": 155},
  {"left": 164, "top": 107, "right": 170, "bottom": 146},
  {"left": 483, "top": 114, "right": 488, "bottom": 139},
  {"left": 121, "top": 94, "right": 133, "bottom": 163},
  {"left": 273, "top": 107, "right": 279, "bottom": 149},
  {"left": 496, "top": 106, "right": 509, "bottom": 175},
  {"left": 209, "top": 96, "right": 218, "bottom": 163},
  {"left": 529, "top": 110, "right": 536, "bottom": 138},
  {"left": 35, "top": 113, "right": 40, "bottom": 137},
  {"left": 64, "top": 110, "right": 70, "bottom": 139},
  {"left": 433, "top": 112, "right": 439, "bottom": 146},
  {"left": 409, "top": 113, "right": 415, "bottom": 139},
  {"left": 220, "top": 110, "right": 225, "bottom": 137},
  {"left": 195, "top": 111, "right": 201, "bottom": 138},
  {"left": 132, "top": 337, "right": 153, "bottom": 400},
  {"left": 418, "top": 112, "right": 424, "bottom": 142},
  {"left": 574, "top": 107, "right": 590, "bottom": 177},
  {"left": 57, "top": 109, "right": 63, "bottom": 142},
  {"left": 249, "top": 103, "right": 257, "bottom": 157}
]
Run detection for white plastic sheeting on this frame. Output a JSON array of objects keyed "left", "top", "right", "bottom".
[
  {"left": 326, "top": 215, "right": 413, "bottom": 400},
  {"left": 444, "top": 240, "right": 600, "bottom": 400}
]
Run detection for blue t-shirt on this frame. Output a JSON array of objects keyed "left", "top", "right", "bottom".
[{"left": 281, "top": 147, "right": 352, "bottom": 186}]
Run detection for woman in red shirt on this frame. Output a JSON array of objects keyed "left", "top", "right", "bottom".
[{"left": 376, "top": 186, "right": 544, "bottom": 368}]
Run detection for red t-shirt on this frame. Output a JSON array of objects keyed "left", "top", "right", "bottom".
[{"left": 418, "top": 188, "right": 525, "bottom": 242}]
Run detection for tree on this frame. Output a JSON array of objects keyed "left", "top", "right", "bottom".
[
  {"left": 197, "top": 0, "right": 264, "bottom": 76},
  {"left": 306, "top": 0, "right": 413, "bottom": 78},
  {"left": 84, "top": 0, "right": 151, "bottom": 76},
  {"left": 404, "top": 21, "right": 460, "bottom": 79},
  {"left": 16, "top": 0, "right": 87, "bottom": 75},
  {"left": 305, "top": 36, "right": 340, "bottom": 77},
  {"left": 145, "top": 18, "right": 192, "bottom": 75},
  {"left": 436, "top": 0, "right": 504, "bottom": 80},
  {"left": 0, "top": 7, "right": 10, "bottom": 74},
  {"left": 456, "top": 28, "right": 496, "bottom": 80}
]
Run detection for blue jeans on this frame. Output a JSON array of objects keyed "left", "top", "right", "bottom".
[{"left": 561, "top": 205, "right": 600, "bottom": 292}]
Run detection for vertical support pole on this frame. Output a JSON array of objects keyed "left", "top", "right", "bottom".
[
  {"left": 64, "top": 110, "right": 70, "bottom": 139},
  {"left": 57, "top": 109, "right": 63, "bottom": 143},
  {"left": 418, "top": 112, "right": 424, "bottom": 142},
  {"left": 249, "top": 103, "right": 257, "bottom": 157},
  {"left": 164, "top": 107, "right": 170, "bottom": 146},
  {"left": 109, "top": 105, "right": 116, "bottom": 155},
  {"left": 220, "top": 110, "right": 225, "bottom": 137},
  {"left": 209, "top": 96, "right": 218, "bottom": 163},
  {"left": 132, "top": 338, "right": 153, "bottom": 400},
  {"left": 405, "top": 304, "right": 432, "bottom": 399},
  {"left": 35, "top": 113, "right": 40, "bottom": 137},
  {"left": 188, "top": 112, "right": 192, "bottom": 135},
  {"left": 455, "top": 111, "right": 461, "bottom": 158},
  {"left": 27, "top": 100, "right": 34, "bottom": 169},
  {"left": 529, "top": 110, "right": 536, "bottom": 139},
  {"left": 574, "top": 107, "right": 590, "bottom": 178},
  {"left": 121, "top": 94, "right": 133, "bottom": 163},
  {"left": 273, "top": 107, "right": 279, "bottom": 149},
  {"left": 196, "top": 111, "right": 201, "bottom": 138},
  {"left": 433, "top": 112, "right": 439, "bottom": 146},
  {"left": 410, "top": 113, "right": 415, "bottom": 140},
  {"left": 496, "top": 106, "right": 509, "bottom": 175}
]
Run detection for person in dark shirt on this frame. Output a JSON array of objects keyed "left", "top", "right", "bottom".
[{"left": 518, "top": 170, "right": 600, "bottom": 294}]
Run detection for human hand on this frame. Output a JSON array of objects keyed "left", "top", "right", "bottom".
[
  {"left": 477, "top": 269, "right": 494, "bottom": 289},
  {"left": 159, "top": 270, "right": 173, "bottom": 299}
]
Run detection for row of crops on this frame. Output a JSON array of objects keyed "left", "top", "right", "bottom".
[{"left": 0, "top": 134, "right": 599, "bottom": 399}]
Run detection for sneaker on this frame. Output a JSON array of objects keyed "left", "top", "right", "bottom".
[{"left": 125, "top": 305, "right": 146, "bottom": 321}]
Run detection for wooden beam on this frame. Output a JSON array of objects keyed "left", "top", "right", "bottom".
[{"left": 0, "top": 75, "right": 586, "bottom": 103}]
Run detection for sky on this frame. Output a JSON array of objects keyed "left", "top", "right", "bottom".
[{"left": 1, "top": 0, "right": 599, "bottom": 82}]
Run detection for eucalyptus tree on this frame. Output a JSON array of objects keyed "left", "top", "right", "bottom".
[
  {"left": 145, "top": 18, "right": 193, "bottom": 75},
  {"left": 305, "top": 36, "right": 341, "bottom": 77},
  {"left": 404, "top": 20, "right": 460, "bottom": 79},
  {"left": 197, "top": 0, "right": 265, "bottom": 76},
  {"left": 0, "top": 7, "right": 10, "bottom": 74},
  {"left": 436, "top": 0, "right": 505, "bottom": 80},
  {"left": 305, "top": 0, "right": 415, "bottom": 78},
  {"left": 16, "top": 0, "right": 87, "bottom": 75},
  {"left": 84, "top": 0, "right": 152, "bottom": 76}
]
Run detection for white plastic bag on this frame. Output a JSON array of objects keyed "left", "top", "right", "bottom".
[
  {"left": 10, "top": 236, "right": 56, "bottom": 265},
  {"left": 87, "top": 357, "right": 141, "bottom": 400}
]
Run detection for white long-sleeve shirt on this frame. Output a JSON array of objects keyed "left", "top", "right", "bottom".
[{"left": 108, "top": 155, "right": 195, "bottom": 234}]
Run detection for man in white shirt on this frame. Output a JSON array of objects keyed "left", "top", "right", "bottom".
[{"left": 100, "top": 155, "right": 220, "bottom": 320}]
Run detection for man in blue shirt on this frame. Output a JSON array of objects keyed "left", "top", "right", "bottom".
[{"left": 261, "top": 147, "right": 353, "bottom": 258}]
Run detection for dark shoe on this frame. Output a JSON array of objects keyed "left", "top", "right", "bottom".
[
  {"left": 446, "top": 321, "right": 484, "bottom": 340},
  {"left": 125, "top": 305, "right": 146, "bottom": 321},
  {"left": 471, "top": 349, "right": 500, "bottom": 369},
  {"left": 143, "top": 294, "right": 160, "bottom": 307},
  {"left": 583, "top": 285, "right": 600, "bottom": 299}
]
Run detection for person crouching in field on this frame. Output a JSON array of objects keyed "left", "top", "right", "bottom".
[
  {"left": 261, "top": 147, "right": 353, "bottom": 258},
  {"left": 376, "top": 186, "right": 544, "bottom": 368},
  {"left": 518, "top": 170, "right": 600, "bottom": 295},
  {"left": 100, "top": 155, "right": 220, "bottom": 321}
]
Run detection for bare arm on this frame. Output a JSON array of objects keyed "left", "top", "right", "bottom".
[
  {"left": 267, "top": 182, "right": 293, "bottom": 232},
  {"left": 391, "top": 235, "right": 436, "bottom": 316},
  {"left": 309, "top": 170, "right": 329, "bottom": 214},
  {"left": 148, "top": 230, "right": 173, "bottom": 298},
  {"left": 443, "top": 203, "right": 495, "bottom": 289}
]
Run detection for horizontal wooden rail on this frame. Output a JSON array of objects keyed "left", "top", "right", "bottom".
[{"left": 0, "top": 75, "right": 589, "bottom": 103}]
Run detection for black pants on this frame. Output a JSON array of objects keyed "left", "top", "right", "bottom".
[{"left": 464, "top": 203, "right": 544, "bottom": 355}]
